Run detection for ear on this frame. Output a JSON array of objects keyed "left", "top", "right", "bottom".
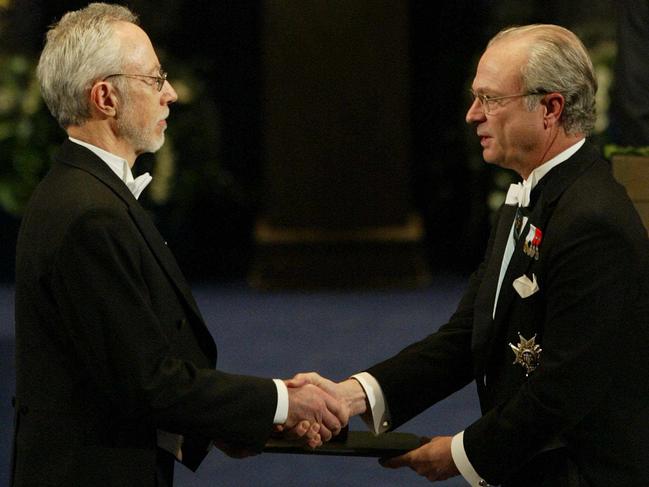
[
  {"left": 89, "top": 81, "right": 118, "bottom": 118},
  {"left": 541, "top": 92, "right": 564, "bottom": 128}
]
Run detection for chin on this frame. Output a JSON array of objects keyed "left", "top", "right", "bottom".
[
  {"left": 482, "top": 150, "right": 499, "bottom": 165},
  {"left": 144, "top": 136, "right": 165, "bottom": 154}
]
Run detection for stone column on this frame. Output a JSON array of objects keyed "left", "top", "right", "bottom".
[{"left": 251, "top": 1, "right": 429, "bottom": 288}]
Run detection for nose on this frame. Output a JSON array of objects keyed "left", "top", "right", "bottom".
[
  {"left": 162, "top": 79, "right": 178, "bottom": 104},
  {"left": 465, "top": 97, "right": 485, "bottom": 125}
]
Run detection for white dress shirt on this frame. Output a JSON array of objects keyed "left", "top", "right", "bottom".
[{"left": 357, "top": 139, "right": 585, "bottom": 486}]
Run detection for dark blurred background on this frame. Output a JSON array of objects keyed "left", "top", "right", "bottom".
[{"left": 0, "top": 0, "right": 619, "bottom": 287}]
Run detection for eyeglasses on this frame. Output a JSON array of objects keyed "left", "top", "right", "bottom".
[
  {"left": 469, "top": 89, "right": 546, "bottom": 115},
  {"left": 103, "top": 69, "right": 168, "bottom": 92}
]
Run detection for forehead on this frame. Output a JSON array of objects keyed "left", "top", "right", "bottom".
[
  {"left": 113, "top": 21, "right": 160, "bottom": 72},
  {"left": 472, "top": 38, "right": 529, "bottom": 93}
]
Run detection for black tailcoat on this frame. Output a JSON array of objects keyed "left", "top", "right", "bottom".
[
  {"left": 13, "top": 140, "right": 277, "bottom": 486},
  {"left": 367, "top": 142, "right": 649, "bottom": 486}
]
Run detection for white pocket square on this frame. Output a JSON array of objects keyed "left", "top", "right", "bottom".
[{"left": 513, "top": 273, "right": 539, "bottom": 298}]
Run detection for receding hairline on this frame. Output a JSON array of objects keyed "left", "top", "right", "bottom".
[{"left": 488, "top": 24, "right": 583, "bottom": 49}]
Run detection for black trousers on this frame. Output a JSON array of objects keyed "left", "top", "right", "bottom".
[{"left": 155, "top": 449, "right": 175, "bottom": 487}]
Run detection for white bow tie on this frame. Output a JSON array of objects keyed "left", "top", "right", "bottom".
[
  {"left": 125, "top": 172, "right": 153, "bottom": 200},
  {"left": 505, "top": 179, "right": 534, "bottom": 207},
  {"left": 120, "top": 159, "right": 152, "bottom": 200}
]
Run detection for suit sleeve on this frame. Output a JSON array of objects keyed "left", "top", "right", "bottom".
[
  {"left": 49, "top": 206, "right": 277, "bottom": 450},
  {"left": 365, "top": 206, "right": 506, "bottom": 428}
]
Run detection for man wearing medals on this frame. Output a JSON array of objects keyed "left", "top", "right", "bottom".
[{"left": 291, "top": 24, "right": 649, "bottom": 486}]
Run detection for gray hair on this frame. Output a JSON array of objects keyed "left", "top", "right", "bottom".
[
  {"left": 36, "top": 3, "right": 138, "bottom": 128},
  {"left": 489, "top": 24, "right": 597, "bottom": 135}
]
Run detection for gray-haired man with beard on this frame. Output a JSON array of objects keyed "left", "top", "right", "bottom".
[{"left": 12, "top": 4, "right": 347, "bottom": 486}]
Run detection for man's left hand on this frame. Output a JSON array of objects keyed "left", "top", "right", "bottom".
[{"left": 380, "top": 436, "right": 460, "bottom": 482}]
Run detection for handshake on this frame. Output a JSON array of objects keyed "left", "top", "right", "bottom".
[
  {"left": 278, "top": 373, "right": 459, "bottom": 483},
  {"left": 218, "top": 372, "right": 460, "bottom": 483},
  {"left": 273, "top": 372, "right": 459, "bottom": 482},
  {"left": 279, "top": 372, "right": 367, "bottom": 448}
]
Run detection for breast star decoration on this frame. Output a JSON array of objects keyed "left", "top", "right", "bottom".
[{"left": 509, "top": 333, "right": 542, "bottom": 376}]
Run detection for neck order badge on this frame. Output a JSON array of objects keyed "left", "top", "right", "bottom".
[{"left": 513, "top": 207, "right": 528, "bottom": 241}]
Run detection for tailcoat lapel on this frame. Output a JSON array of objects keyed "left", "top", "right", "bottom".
[
  {"left": 492, "top": 203, "right": 542, "bottom": 327},
  {"left": 471, "top": 203, "right": 517, "bottom": 369},
  {"left": 54, "top": 141, "right": 209, "bottom": 340},
  {"left": 474, "top": 142, "right": 601, "bottom": 372},
  {"left": 126, "top": 203, "right": 203, "bottom": 322}
]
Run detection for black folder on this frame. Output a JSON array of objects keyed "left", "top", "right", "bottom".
[{"left": 264, "top": 431, "right": 426, "bottom": 458}]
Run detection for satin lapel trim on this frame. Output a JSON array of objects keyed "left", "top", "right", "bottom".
[
  {"left": 472, "top": 204, "right": 517, "bottom": 359},
  {"left": 127, "top": 204, "right": 203, "bottom": 321},
  {"left": 494, "top": 209, "right": 540, "bottom": 325}
]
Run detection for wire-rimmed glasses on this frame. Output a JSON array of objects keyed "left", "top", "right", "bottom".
[
  {"left": 469, "top": 89, "right": 546, "bottom": 115},
  {"left": 103, "top": 69, "right": 168, "bottom": 92}
]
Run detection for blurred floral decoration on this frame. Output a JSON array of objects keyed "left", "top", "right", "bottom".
[
  {"left": 604, "top": 145, "right": 649, "bottom": 159},
  {"left": 0, "top": 54, "right": 60, "bottom": 216}
]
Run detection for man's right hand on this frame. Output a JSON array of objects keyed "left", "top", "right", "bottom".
[
  {"left": 285, "top": 383, "right": 349, "bottom": 444},
  {"left": 287, "top": 372, "right": 369, "bottom": 417}
]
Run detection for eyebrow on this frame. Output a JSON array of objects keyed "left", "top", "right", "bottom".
[{"left": 472, "top": 88, "right": 510, "bottom": 97}]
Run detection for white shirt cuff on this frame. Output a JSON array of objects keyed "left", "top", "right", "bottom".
[
  {"left": 272, "top": 379, "right": 289, "bottom": 424},
  {"left": 351, "top": 372, "right": 391, "bottom": 434},
  {"left": 451, "top": 431, "right": 489, "bottom": 486}
]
